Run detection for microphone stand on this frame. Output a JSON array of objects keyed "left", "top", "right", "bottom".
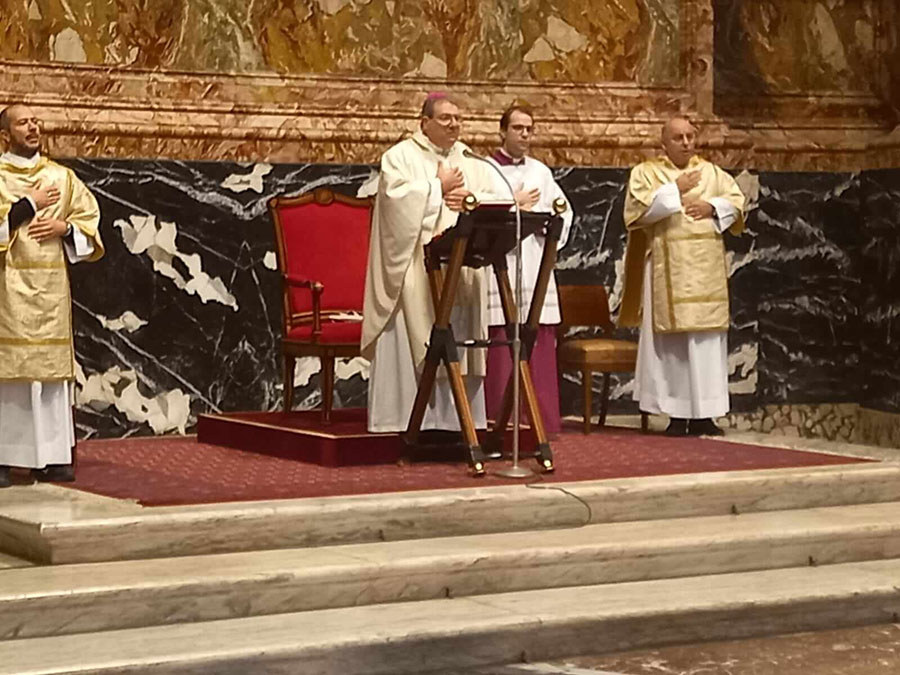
[{"left": 463, "top": 149, "right": 534, "bottom": 479}]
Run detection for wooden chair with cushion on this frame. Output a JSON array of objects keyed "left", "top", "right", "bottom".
[
  {"left": 557, "top": 284, "right": 649, "bottom": 434},
  {"left": 269, "top": 187, "right": 373, "bottom": 423}
]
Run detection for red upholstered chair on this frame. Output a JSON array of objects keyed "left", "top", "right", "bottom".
[
  {"left": 557, "top": 284, "right": 649, "bottom": 434},
  {"left": 269, "top": 188, "right": 373, "bottom": 423}
]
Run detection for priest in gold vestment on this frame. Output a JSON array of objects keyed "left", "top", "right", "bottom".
[
  {"left": 0, "top": 104, "right": 104, "bottom": 486},
  {"left": 619, "top": 117, "right": 745, "bottom": 436},
  {"left": 362, "top": 94, "right": 501, "bottom": 433}
]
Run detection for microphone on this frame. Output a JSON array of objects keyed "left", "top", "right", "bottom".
[{"left": 462, "top": 147, "right": 526, "bottom": 468}]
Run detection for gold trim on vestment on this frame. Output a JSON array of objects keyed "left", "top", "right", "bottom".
[
  {"left": 673, "top": 292, "right": 729, "bottom": 304},
  {"left": 1, "top": 260, "right": 68, "bottom": 269},
  {"left": 653, "top": 325, "right": 730, "bottom": 335},
  {"left": 665, "top": 232, "right": 720, "bottom": 242},
  {"left": 662, "top": 239, "right": 676, "bottom": 329},
  {"left": 0, "top": 337, "right": 71, "bottom": 346}
]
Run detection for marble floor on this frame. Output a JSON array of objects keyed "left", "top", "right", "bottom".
[{"left": 454, "top": 623, "right": 900, "bottom": 674}]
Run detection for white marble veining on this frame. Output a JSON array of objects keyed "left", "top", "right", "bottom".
[
  {"left": 115, "top": 214, "right": 239, "bottom": 310},
  {"left": 94, "top": 311, "right": 149, "bottom": 333},
  {"left": 221, "top": 163, "right": 273, "bottom": 194},
  {"left": 76, "top": 364, "right": 192, "bottom": 435}
]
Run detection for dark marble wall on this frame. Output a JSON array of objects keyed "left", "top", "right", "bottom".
[
  {"left": 62, "top": 159, "right": 898, "bottom": 439},
  {"left": 751, "top": 172, "right": 864, "bottom": 406},
  {"left": 860, "top": 169, "right": 900, "bottom": 412},
  {"left": 66, "top": 160, "right": 374, "bottom": 439}
]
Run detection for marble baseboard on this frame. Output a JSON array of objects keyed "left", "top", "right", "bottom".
[
  {"left": 857, "top": 408, "right": 900, "bottom": 449},
  {"left": 720, "top": 404, "right": 900, "bottom": 449},
  {"left": 721, "top": 403, "right": 860, "bottom": 442}
]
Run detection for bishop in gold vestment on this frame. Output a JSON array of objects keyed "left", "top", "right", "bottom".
[
  {"left": 619, "top": 117, "right": 745, "bottom": 436},
  {"left": 362, "top": 94, "right": 500, "bottom": 433},
  {"left": 0, "top": 105, "right": 104, "bottom": 484}
]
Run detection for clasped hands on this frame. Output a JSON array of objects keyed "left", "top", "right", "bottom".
[
  {"left": 24, "top": 180, "right": 67, "bottom": 243},
  {"left": 676, "top": 169, "right": 714, "bottom": 221}
]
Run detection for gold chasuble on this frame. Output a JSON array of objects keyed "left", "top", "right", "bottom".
[
  {"left": 0, "top": 156, "right": 104, "bottom": 381},
  {"left": 619, "top": 156, "right": 745, "bottom": 334},
  {"left": 362, "top": 132, "right": 499, "bottom": 376}
]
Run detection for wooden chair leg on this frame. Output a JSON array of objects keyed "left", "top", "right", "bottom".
[
  {"left": 640, "top": 411, "right": 649, "bottom": 434},
  {"left": 283, "top": 354, "right": 296, "bottom": 412},
  {"left": 582, "top": 369, "right": 593, "bottom": 435},
  {"left": 321, "top": 355, "right": 336, "bottom": 425},
  {"left": 599, "top": 372, "right": 611, "bottom": 427}
]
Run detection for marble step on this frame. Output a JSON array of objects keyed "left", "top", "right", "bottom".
[
  {"left": 0, "top": 551, "right": 32, "bottom": 569},
  {"left": 5, "top": 501, "right": 900, "bottom": 640},
  {"left": 1, "top": 460, "right": 898, "bottom": 564},
  {"left": 4, "top": 558, "right": 900, "bottom": 675}
]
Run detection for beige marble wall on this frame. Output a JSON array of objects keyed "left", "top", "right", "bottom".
[{"left": 0, "top": 0, "right": 896, "bottom": 168}]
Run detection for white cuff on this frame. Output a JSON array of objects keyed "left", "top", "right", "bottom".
[
  {"left": 63, "top": 226, "right": 95, "bottom": 263},
  {"left": 0, "top": 217, "right": 9, "bottom": 245},
  {"left": 555, "top": 189, "right": 574, "bottom": 249},
  {"left": 637, "top": 182, "right": 682, "bottom": 225},
  {"left": 708, "top": 197, "right": 738, "bottom": 233}
]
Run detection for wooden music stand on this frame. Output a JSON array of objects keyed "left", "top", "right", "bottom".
[
  {"left": 403, "top": 201, "right": 564, "bottom": 476},
  {"left": 484, "top": 202, "right": 566, "bottom": 472}
]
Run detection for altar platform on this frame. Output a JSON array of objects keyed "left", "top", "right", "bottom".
[{"left": 10, "top": 411, "right": 863, "bottom": 507}]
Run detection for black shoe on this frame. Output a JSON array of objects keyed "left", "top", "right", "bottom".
[
  {"left": 0, "top": 466, "right": 10, "bottom": 488},
  {"left": 665, "top": 418, "right": 689, "bottom": 437},
  {"left": 689, "top": 418, "right": 725, "bottom": 436},
  {"left": 418, "top": 430, "right": 463, "bottom": 446},
  {"left": 33, "top": 464, "right": 76, "bottom": 482}
]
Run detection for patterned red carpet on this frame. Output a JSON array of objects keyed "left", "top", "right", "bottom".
[{"left": 63, "top": 423, "right": 869, "bottom": 507}]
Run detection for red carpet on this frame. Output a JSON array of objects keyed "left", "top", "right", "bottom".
[{"left": 64, "top": 423, "right": 870, "bottom": 507}]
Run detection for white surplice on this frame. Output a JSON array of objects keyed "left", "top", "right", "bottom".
[
  {"left": 362, "top": 133, "right": 500, "bottom": 433},
  {"left": 632, "top": 182, "right": 737, "bottom": 419},
  {"left": 0, "top": 152, "right": 95, "bottom": 468},
  {"left": 485, "top": 153, "right": 573, "bottom": 326},
  {"left": 368, "top": 309, "right": 486, "bottom": 432}
]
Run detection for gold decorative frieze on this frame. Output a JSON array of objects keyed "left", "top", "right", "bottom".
[
  {"left": 0, "top": 0, "right": 683, "bottom": 85},
  {"left": 0, "top": 0, "right": 896, "bottom": 169}
]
